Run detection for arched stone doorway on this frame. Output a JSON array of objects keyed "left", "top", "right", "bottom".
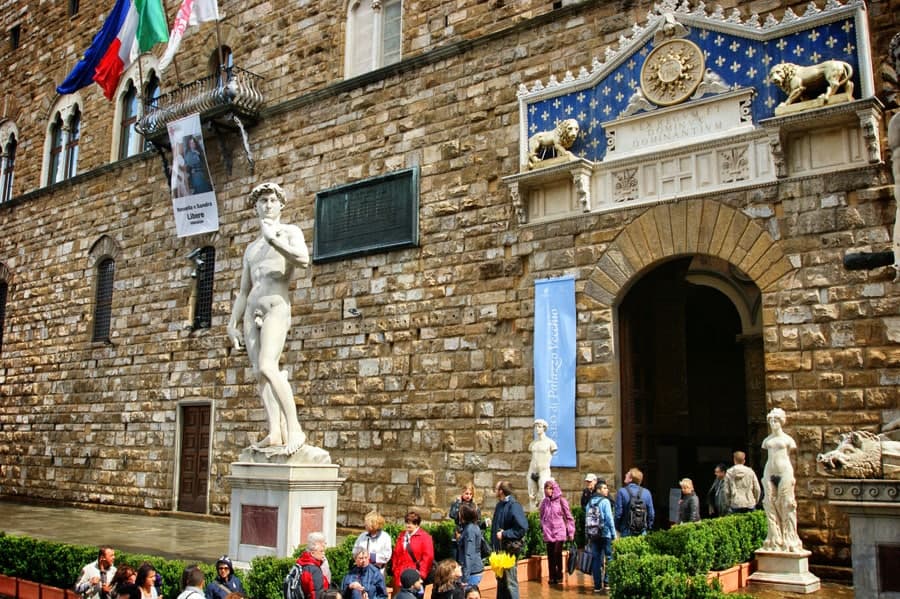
[
  {"left": 583, "top": 199, "right": 795, "bottom": 527},
  {"left": 618, "top": 255, "right": 764, "bottom": 524}
]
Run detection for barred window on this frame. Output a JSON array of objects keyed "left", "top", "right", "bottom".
[
  {"left": 345, "top": 0, "right": 402, "bottom": 78},
  {"left": 0, "top": 280, "right": 7, "bottom": 354},
  {"left": 92, "top": 258, "right": 115, "bottom": 342},
  {"left": 193, "top": 246, "right": 215, "bottom": 329}
]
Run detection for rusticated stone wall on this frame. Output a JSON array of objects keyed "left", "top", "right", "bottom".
[{"left": 0, "top": 0, "right": 899, "bottom": 574}]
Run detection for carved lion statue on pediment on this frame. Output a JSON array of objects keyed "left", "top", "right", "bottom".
[
  {"left": 527, "top": 118, "right": 579, "bottom": 169},
  {"left": 769, "top": 59, "right": 854, "bottom": 107}
]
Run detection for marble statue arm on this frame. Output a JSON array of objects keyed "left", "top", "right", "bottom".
[
  {"left": 261, "top": 221, "right": 310, "bottom": 269},
  {"left": 227, "top": 258, "right": 251, "bottom": 350}
]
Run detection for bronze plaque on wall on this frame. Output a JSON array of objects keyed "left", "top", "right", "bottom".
[
  {"left": 240, "top": 504, "right": 278, "bottom": 547},
  {"left": 314, "top": 167, "right": 419, "bottom": 262},
  {"left": 300, "top": 507, "right": 325, "bottom": 543}
]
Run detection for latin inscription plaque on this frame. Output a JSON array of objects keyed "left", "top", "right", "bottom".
[
  {"left": 300, "top": 507, "right": 325, "bottom": 543},
  {"left": 314, "top": 167, "right": 419, "bottom": 262}
]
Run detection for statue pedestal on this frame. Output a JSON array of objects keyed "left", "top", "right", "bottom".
[
  {"left": 227, "top": 450, "right": 343, "bottom": 563},
  {"left": 747, "top": 549, "right": 820, "bottom": 594},
  {"left": 828, "top": 479, "right": 900, "bottom": 598}
]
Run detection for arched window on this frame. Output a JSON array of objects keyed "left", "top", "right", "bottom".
[
  {"left": 92, "top": 257, "right": 115, "bottom": 342},
  {"left": 193, "top": 246, "right": 216, "bottom": 329},
  {"left": 1, "top": 132, "right": 15, "bottom": 203},
  {"left": 118, "top": 81, "right": 139, "bottom": 160},
  {"left": 48, "top": 113, "right": 64, "bottom": 185},
  {"left": 143, "top": 72, "right": 161, "bottom": 151},
  {"left": 65, "top": 106, "right": 81, "bottom": 179},
  {"left": 345, "top": 0, "right": 402, "bottom": 78}
]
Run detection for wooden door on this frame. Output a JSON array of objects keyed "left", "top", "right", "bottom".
[{"left": 178, "top": 404, "right": 210, "bottom": 513}]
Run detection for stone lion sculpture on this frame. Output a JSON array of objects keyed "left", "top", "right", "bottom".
[
  {"left": 527, "top": 118, "right": 579, "bottom": 169},
  {"left": 769, "top": 59, "right": 854, "bottom": 107},
  {"left": 817, "top": 420, "right": 900, "bottom": 479}
]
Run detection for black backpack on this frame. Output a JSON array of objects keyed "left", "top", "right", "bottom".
[
  {"left": 626, "top": 486, "right": 649, "bottom": 533},
  {"left": 283, "top": 563, "right": 317, "bottom": 599}
]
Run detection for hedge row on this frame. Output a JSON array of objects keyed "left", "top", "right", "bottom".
[{"left": 608, "top": 511, "right": 767, "bottom": 599}]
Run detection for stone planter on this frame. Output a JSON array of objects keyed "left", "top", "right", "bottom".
[
  {"left": 709, "top": 564, "right": 742, "bottom": 593},
  {"left": 738, "top": 560, "right": 755, "bottom": 587},
  {"left": 15, "top": 579, "right": 40, "bottom": 599}
]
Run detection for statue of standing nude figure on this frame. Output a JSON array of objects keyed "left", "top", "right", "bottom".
[
  {"left": 761, "top": 408, "right": 803, "bottom": 553},
  {"left": 228, "top": 182, "right": 318, "bottom": 458}
]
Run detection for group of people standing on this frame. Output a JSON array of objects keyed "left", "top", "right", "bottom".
[{"left": 75, "top": 547, "right": 245, "bottom": 599}]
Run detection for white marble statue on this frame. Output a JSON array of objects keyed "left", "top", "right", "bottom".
[
  {"left": 761, "top": 408, "right": 803, "bottom": 553},
  {"left": 527, "top": 419, "right": 558, "bottom": 509},
  {"left": 527, "top": 119, "right": 579, "bottom": 169},
  {"left": 890, "top": 33, "right": 900, "bottom": 275},
  {"left": 228, "top": 182, "right": 309, "bottom": 456},
  {"left": 768, "top": 59, "right": 854, "bottom": 108}
]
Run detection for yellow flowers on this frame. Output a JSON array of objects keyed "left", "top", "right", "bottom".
[{"left": 488, "top": 551, "right": 518, "bottom": 578}]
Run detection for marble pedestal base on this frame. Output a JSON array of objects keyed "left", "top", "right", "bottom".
[
  {"left": 828, "top": 479, "right": 900, "bottom": 598},
  {"left": 747, "top": 549, "right": 820, "bottom": 594},
  {"left": 227, "top": 454, "right": 343, "bottom": 563}
]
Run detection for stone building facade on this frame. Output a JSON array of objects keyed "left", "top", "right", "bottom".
[{"left": 0, "top": 0, "right": 898, "bottom": 573}]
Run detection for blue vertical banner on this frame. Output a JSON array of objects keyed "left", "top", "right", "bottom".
[{"left": 534, "top": 276, "right": 576, "bottom": 467}]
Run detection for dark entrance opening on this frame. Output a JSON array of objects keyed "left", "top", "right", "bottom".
[{"left": 619, "top": 256, "right": 763, "bottom": 527}]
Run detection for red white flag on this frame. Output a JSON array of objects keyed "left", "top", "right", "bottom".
[{"left": 157, "top": 0, "right": 218, "bottom": 72}]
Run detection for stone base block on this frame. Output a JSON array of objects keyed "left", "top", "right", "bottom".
[
  {"left": 747, "top": 549, "right": 820, "bottom": 594},
  {"left": 227, "top": 458, "right": 343, "bottom": 563}
]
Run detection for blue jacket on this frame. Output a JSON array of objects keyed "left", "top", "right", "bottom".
[
  {"left": 614, "top": 483, "right": 655, "bottom": 533},
  {"left": 586, "top": 493, "right": 615, "bottom": 539},
  {"left": 490, "top": 494, "right": 529, "bottom": 552},
  {"left": 340, "top": 563, "right": 387, "bottom": 599},
  {"left": 457, "top": 522, "right": 486, "bottom": 578}
]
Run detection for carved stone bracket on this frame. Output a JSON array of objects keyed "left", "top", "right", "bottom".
[
  {"left": 762, "top": 125, "right": 787, "bottom": 178},
  {"left": 507, "top": 180, "right": 526, "bottom": 224},
  {"left": 856, "top": 106, "right": 883, "bottom": 164},
  {"left": 572, "top": 162, "right": 592, "bottom": 212}
]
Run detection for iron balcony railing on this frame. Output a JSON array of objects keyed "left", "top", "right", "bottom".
[{"left": 137, "top": 66, "right": 264, "bottom": 139}]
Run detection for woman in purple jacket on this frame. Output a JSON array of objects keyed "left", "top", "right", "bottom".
[{"left": 538, "top": 479, "right": 575, "bottom": 584}]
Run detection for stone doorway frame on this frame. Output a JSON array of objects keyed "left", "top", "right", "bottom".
[{"left": 583, "top": 199, "right": 795, "bottom": 483}]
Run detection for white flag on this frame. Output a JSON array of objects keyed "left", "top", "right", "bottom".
[{"left": 157, "top": 0, "right": 219, "bottom": 72}]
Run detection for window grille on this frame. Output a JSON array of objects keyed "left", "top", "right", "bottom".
[
  {"left": 92, "top": 258, "right": 115, "bottom": 342},
  {"left": 193, "top": 246, "right": 215, "bottom": 329}
]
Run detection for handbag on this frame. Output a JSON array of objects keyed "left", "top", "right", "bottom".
[
  {"left": 501, "top": 537, "right": 524, "bottom": 555},
  {"left": 566, "top": 542, "right": 578, "bottom": 575},
  {"left": 480, "top": 536, "right": 492, "bottom": 559},
  {"left": 576, "top": 547, "right": 593, "bottom": 574}
]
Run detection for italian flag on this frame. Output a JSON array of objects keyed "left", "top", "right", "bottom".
[{"left": 57, "top": 0, "right": 168, "bottom": 100}]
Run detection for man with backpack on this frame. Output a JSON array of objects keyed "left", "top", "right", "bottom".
[
  {"left": 585, "top": 479, "right": 616, "bottom": 593},
  {"left": 284, "top": 532, "right": 330, "bottom": 599},
  {"left": 614, "top": 467, "right": 655, "bottom": 537}
]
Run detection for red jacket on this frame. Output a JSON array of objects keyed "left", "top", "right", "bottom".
[
  {"left": 391, "top": 527, "right": 435, "bottom": 582},
  {"left": 296, "top": 551, "right": 329, "bottom": 599}
]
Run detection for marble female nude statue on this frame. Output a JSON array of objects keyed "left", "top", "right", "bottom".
[
  {"left": 761, "top": 408, "right": 803, "bottom": 553},
  {"left": 227, "top": 182, "right": 309, "bottom": 455}
]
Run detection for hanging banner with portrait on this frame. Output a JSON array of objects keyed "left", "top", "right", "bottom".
[
  {"left": 534, "top": 276, "right": 576, "bottom": 467},
  {"left": 167, "top": 113, "right": 219, "bottom": 237}
]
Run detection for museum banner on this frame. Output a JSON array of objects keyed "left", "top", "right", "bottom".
[
  {"left": 167, "top": 113, "right": 219, "bottom": 237},
  {"left": 534, "top": 276, "right": 576, "bottom": 467}
]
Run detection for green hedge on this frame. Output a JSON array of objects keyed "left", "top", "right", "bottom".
[{"left": 607, "top": 511, "right": 765, "bottom": 599}]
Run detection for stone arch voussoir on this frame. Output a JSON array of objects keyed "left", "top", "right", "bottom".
[{"left": 584, "top": 200, "right": 794, "bottom": 306}]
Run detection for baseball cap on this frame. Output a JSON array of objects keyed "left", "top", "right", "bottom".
[{"left": 584, "top": 473, "right": 598, "bottom": 482}]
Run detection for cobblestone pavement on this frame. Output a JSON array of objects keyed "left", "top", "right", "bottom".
[{"left": 1, "top": 500, "right": 854, "bottom": 598}]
